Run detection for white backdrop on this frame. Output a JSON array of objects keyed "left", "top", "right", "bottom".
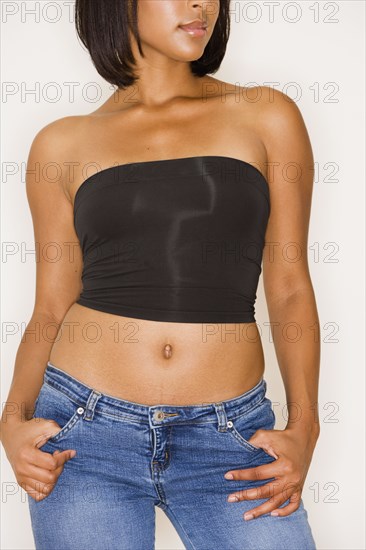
[{"left": 1, "top": 1, "right": 365, "bottom": 549}]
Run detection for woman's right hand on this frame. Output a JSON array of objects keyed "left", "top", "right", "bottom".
[{"left": 0, "top": 416, "right": 77, "bottom": 502}]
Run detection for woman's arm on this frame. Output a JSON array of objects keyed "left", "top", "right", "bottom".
[
  {"left": 261, "top": 88, "right": 320, "bottom": 441},
  {"left": 1, "top": 117, "right": 83, "bottom": 427},
  {"left": 224, "top": 87, "right": 320, "bottom": 519},
  {"left": 0, "top": 118, "right": 84, "bottom": 501}
]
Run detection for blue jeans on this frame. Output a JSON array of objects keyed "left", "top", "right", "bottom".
[{"left": 28, "top": 361, "right": 316, "bottom": 550}]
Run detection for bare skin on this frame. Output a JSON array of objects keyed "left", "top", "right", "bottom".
[
  {"left": 1, "top": 0, "right": 320, "bottom": 521},
  {"left": 47, "top": 81, "right": 269, "bottom": 406}
]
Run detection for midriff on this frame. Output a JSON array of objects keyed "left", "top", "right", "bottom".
[{"left": 48, "top": 302, "right": 265, "bottom": 406}]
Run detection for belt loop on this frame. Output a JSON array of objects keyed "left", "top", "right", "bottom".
[
  {"left": 83, "top": 389, "right": 102, "bottom": 422},
  {"left": 213, "top": 402, "right": 228, "bottom": 432}
]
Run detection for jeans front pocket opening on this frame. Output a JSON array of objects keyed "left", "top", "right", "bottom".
[
  {"left": 48, "top": 405, "right": 85, "bottom": 443},
  {"left": 226, "top": 420, "right": 263, "bottom": 453}
]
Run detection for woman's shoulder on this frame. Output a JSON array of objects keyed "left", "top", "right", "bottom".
[
  {"left": 26, "top": 114, "right": 96, "bottom": 205},
  {"left": 223, "top": 83, "right": 310, "bottom": 153},
  {"left": 31, "top": 114, "right": 92, "bottom": 150},
  {"left": 204, "top": 78, "right": 302, "bottom": 127},
  {"left": 28, "top": 112, "right": 99, "bottom": 171}
]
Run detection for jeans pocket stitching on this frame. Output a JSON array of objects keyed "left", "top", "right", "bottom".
[
  {"left": 229, "top": 424, "right": 263, "bottom": 453},
  {"left": 48, "top": 407, "right": 84, "bottom": 443}
]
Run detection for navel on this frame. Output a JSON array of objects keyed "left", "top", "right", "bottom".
[{"left": 163, "top": 343, "right": 173, "bottom": 359}]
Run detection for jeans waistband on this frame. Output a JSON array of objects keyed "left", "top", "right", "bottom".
[{"left": 44, "top": 361, "right": 267, "bottom": 428}]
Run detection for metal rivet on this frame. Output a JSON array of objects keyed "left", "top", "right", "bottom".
[
  {"left": 227, "top": 420, "right": 233, "bottom": 428},
  {"left": 154, "top": 410, "right": 165, "bottom": 421},
  {"left": 77, "top": 407, "right": 84, "bottom": 414}
]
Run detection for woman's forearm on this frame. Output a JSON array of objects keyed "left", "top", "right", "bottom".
[
  {"left": 0, "top": 311, "right": 61, "bottom": 429},
  {"left": 267, "top": 285, "right": 321, "bottom": 441}
]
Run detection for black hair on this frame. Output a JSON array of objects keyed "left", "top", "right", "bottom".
[{"left": 75, "top": 0, "right": 231, "bottom": 90}]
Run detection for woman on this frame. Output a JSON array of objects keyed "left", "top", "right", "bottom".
[{"left": 1, "top": 0, "right": 320, "bottom": 548}]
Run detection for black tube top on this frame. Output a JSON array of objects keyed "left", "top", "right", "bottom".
[{"left": 73, "top": 155, "right": 270, "bottom": 323}]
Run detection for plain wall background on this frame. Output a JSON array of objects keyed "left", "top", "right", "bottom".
[{"left": 1, "top": 1, "right": 365, "bottom": 548}]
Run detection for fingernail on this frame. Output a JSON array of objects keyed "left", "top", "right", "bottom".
[
  {"left": 224, "top": 473, "right": 233, "bottom": 479},
  {"left": 271, "top": 511, "right": 279, "bottom": 516},
  {"left": 70, "top": 450, "right": 77, "bottom": 458},
  {"left": 244, "top": 513, "right": 254, "bottom": 521},
  {"left": 228, "top": 495, "right": 239, "bottom": 502}
]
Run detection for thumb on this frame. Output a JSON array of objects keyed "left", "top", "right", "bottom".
[
  {"left": 53, "top": 448, "right": 77, "bottom": 466},
  {"left": 53, "top": 448, "right": 76, "bottom": 458},
  {"left": 249, "top": 432, "right": 279, "bottom": 460},
  {"left": 36, "top": 422, "right": 63, "bottom": 446}
]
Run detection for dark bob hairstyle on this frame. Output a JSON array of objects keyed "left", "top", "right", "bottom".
[{"left": 75, "top": 0, "right": 231, "bottom": 90}]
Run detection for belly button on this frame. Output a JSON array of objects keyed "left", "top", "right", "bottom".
[{"left": 163, "top": 343, "right": 173, "bottom": 359}]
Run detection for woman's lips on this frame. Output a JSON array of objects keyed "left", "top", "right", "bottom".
[{"left": 178, "top": 25, "right": 207, "bottom": 37}]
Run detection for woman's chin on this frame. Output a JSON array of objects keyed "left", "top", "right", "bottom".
[{"left": 170, "top": 46, "right": 207, "bottom": 63}]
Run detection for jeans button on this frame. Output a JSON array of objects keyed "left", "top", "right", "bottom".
[
  {"left": 77, "top": 407, "right": 85, "bottom": 414},
  {"left": 154, "top": 410, "right": 165, "bottom": 421}
]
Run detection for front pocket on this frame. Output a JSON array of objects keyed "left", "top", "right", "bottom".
[
  {"left": 33, "top": 381, "right": 85, "bottom": 443},
  {"left": 226, "top": 419, "right": 263, "bottom": 453},
  {"left": 48, "top": 405, "right": 85, "bottom": 442},
  {"left": 226, "top": 398, "right": 275, "bottom": 454}
]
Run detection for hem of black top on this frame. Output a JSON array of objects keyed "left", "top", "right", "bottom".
[{"left": 75, "top": 299, "right": 256, "bottom": 324}]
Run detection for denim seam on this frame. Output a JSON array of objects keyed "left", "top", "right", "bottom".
[
  {"left": 163, "top": 425, "right": 173, "bottom": 470},
  {"left": 95, "top": 410, "right": 148, "bottom": 424},
  {"left": 50, "top": 410, "right": 83, "bottom": 443},
  {"left": 43, "top": 379, "right": 266, "bottom": 426},
  {"left": 96, "top": 408, "right": 231, "bottom": 425},
  {"left": 229, "top": 425, "right": 263, "bottom": 453},
  {"left": 97, "top": 409, "right": 236, "bottom": 426}
]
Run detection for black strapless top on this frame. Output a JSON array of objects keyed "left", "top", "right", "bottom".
[{"left": 73, "top": 156, "right": 270, "bottom": 323}]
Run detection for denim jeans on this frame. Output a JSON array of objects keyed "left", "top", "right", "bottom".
[{"left": 28, "top": 361, "right": 317, "bottom": 550}]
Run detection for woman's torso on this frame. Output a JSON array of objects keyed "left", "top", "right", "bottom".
[{"left": 49, "top": 77, "right": 270, "bottom": 405}]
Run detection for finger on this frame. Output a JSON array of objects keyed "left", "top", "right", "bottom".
[
  {"left": 24, "top": 450, "right": 76, "bottom": 501},
  {"left": 270, "top": 492, "right": 302, "bottom": 517},
  {"left": 29, "top": 447, "right": 76, "bottom": 470},
  {"left": 28, "top": 448, "right": 59, "bottom": 470},
  {"left": 242, "top": 491, "right": 302, "bottom": 521},
  {"left": 224, "top": 462, "right": 279, "bottom": 481},
  {"left": 228, "top": 481, "right": 282, "bottom": 503},
  {"left": 243, "top": 495, "right": 288, "bottom": 521},
  {"left": 17, "top": 461, "right": 61, "bottom": 486},
  {"left": 53, "top": 448, "right": 77, "bottom": 467},
  {"left": 33, "top": 429, "right": 62, "bottom": 449},
  {"left": 246, "top": 440, "right": 279, "bottom": 460},
  {"left": 19, "top": 477, "right": 54, "bottom": 500}
]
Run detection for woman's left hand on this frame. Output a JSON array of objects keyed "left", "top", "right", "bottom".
[{"left": 224, "top": 427, "right": 319, "bottom": 521}]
